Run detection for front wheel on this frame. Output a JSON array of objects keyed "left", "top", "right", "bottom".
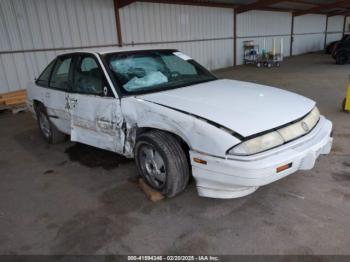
[{"left": 135, "top": 130, "right": 190, "bottom": 198}]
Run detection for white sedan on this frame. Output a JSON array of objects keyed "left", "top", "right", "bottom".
[{"left": 27, "top": 49, "right": 333, "bottom": 199}]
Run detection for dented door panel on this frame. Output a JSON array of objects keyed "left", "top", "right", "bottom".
[
  {"left": 44, "top": 89, "right": 71, "bottom": 134},
  {"left": 69, "top": 94, "right": 125, "bottom": 153}
]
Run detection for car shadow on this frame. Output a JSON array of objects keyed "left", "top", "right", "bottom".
[
  {"left": 65, "top": 143, "right": 132, "bottom": 170},
  {"left": 13, "top": 128, "right": 132, "bottom": 170}
]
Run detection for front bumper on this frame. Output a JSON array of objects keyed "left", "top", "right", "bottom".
[{"left": 190, "top": 116, "right": 333, "bottom": 199}]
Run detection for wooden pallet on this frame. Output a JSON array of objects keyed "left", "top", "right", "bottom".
[
  {"left": 0, "top": 90, "right": 27, "bottom": 114},
  {"left": 138, "top": 178, "right": 164, "bottom": 202}
]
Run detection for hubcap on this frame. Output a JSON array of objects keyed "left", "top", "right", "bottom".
[
  {"left": 139, "top": 144, "right": 166, "bottom": 189},
  {"left": 39, "top": 111, "right": 51, "bottom": 138}
]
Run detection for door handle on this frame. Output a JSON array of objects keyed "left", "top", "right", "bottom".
[
  {"left": 65, "top": 96, "right": 77, "bottom": 110},
  {"left": 69, "top": 98, "right": 78, "bottom": 109},
  {"left": 45, "top": 92, "right": 50, "bottom": 98},
  {"left": 97, "top": 119, "right": 115, "bottom": 125}
]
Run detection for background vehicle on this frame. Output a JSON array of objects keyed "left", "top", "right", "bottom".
[
  {"left": 326, "top": 34, "right": 350, "bottom": 54},
  {"left": 332, "top": 35, "right": 350, "bottom": 64},
  {"left": 326, "top": 41, "right": 337, "bottom": 54}
]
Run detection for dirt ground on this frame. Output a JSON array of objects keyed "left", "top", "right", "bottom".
[{"left": 0, "top": 53, "right": 350, "bottom": 255}]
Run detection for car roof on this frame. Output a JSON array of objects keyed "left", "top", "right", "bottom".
[{"left": 57, "top": 48, "right": 178, "bottom": 57}]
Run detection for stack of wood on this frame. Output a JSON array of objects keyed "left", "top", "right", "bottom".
[
  {"left": 0, "top": 89, "right": 27, "bottom": 113},
  {"left": 138, "top": 178, "right": 164, "bottom": 202}
]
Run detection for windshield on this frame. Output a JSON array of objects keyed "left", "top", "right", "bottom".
[{"left": 105, "top": 50, "right": 217, "bottom": 95}]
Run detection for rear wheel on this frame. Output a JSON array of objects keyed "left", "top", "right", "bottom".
[
  {"left": 336, "top": 51, "right": 349, "bottom": 65},
  {"left": 135, "top": 130, "right": 190, "bottom": 198},
  {"left": 36, "top": 103, "right": 66, "bottom": 144}
]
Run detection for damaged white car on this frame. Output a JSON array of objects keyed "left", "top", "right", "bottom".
[{"left": 27, "top": 49, "right": 333, "bottom": 199}]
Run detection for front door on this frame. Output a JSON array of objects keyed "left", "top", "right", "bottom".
[{"left": 68, "top": 54, "right": 125, "bottom": 153}]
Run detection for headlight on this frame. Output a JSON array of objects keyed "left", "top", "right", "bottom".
[
  {"left": 228, "top": 107, "right": 320, "bottom": 156},
  {"left": 304, "top": 106, "right": 320, "bottom": 130},
  {"left": 228, "top": 131, "right": 284, "bottom": 155},
  {"left": 278, "top": 107, "right": 320, "bottom": 141}
]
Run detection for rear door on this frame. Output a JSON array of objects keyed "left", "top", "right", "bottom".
[
  {"left": 68, "top": 53, "right": 124, "bottom": 153},
  {"left": 44, "top": 55, "right": 73, "bottom": 134}
]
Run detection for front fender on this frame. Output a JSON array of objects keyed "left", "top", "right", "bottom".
[{"left": 121, "top": 97, "right": 241, "bottom": 158}]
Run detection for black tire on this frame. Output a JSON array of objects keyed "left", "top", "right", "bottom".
[
  {"left": 35, "top": 103, "right": 66, "bottom": 144},
  {"left": 326, "top": 42, "right": 335, "bottom": 54},
  {"left": 135, "top": 130, "right": 190, "bottom": 198},
  {"left": 336, "top": 51, "right": 349, "bottom": 65}
]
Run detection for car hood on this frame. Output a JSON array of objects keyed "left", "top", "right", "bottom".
[{"left": 137, "top": 79, "right": 315, "bottom": 137}]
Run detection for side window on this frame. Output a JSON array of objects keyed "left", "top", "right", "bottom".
[
  {"left": 36, "top": 59, "right": 56, "bottom": 87},
  {"left": 72, "top": 56, "right": 105, "bottom": 95},
  {"left": 49, "top": 57, "right": 72, "bottom": 91}
]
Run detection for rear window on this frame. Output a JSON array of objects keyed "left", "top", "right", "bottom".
[
  {"left": 49, "top": 57, "right": 72, "bottom": 91},
  {"left": 36, "top": 59, "right": 56, "bottom": 87}
]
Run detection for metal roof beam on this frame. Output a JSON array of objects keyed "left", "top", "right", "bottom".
[
  {"left": 117, "top": 0, "right": 136, "bottom": 8},
  {"left": 288, "top": 0, "right": 317, "bottom": 5},
  {"left": 236, "top": 0, "right": 315, "bottom": 14},
  {"left": 294, "top": 0, "right": 350, "bottom": 16},
  {"left": 236, "top": 0, "right": 283, "bottom": 14},
  {"left": 327, "top": 8, "right": 350, "bottom": 17},
  {"left": 118, "top": 0, "right": 237, "bottom": 8}
]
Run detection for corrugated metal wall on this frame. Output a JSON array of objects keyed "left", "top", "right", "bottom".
[
  {"left": 0, "top": 0, "right": 118, "bottom": 93},
  {"left": 292, "top": 14, "right": 327, "bottom": 55},
  {"left": 326, "top": 16, "right": 344, "bottom": 45},
  {"left": 0, "top": 0, "right": 347, "bottom": 93},
  {"left": 0, "top": 0, "right": 235, "bottom": 93},
  {"left": 236, "top": 10, "right": 292, "bottom": 65},
  {"left": 0, "top": 0, "right": 117, "bottom": 51},
  {"left": 119, "top": 2, "right": 234, "bottom": 71}
]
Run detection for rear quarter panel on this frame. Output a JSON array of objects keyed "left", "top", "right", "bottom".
[{"left": 26, "top": 82, "right": 46, "bottom": 116}]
